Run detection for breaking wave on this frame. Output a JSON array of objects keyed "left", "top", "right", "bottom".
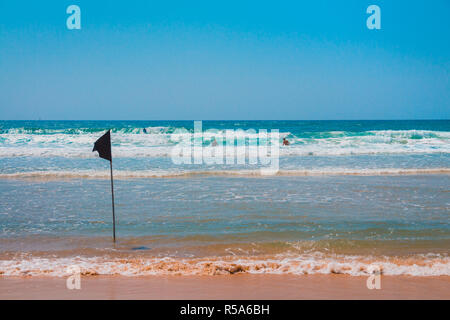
[
  {"left": 0, "top": 128, "right": 449, "bottom": 158},
  {"left": 1, "top": 253, "right": 448, "bottom": 277},
  {"left": 0, "top": 168, "right": 448, "bottom": 180}
]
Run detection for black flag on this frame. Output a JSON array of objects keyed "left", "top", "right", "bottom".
[
  {"left": 92, "top": 130, "right": 112, "bottom": 161},
  {"left": 93, "top": 129, "right": 116, "bottom": 242}
]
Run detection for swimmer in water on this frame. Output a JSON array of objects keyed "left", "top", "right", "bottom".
[
  {"left": 211, "top": 138, "right": 218, "bottom": 146},
  {"left": 143, "top": 128, "right": 147, "bottom": 134},
  {"left": 283, "top": 137, "right": 290, "bottom": 146}
]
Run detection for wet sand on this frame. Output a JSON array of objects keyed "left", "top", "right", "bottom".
[{"left": 1, "top": 275, "right": 449, "bottom": 300}]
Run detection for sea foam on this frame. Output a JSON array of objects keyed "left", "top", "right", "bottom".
[
  {"left": 1, "top": 253, "right": 448, "bottom": 277},
  {"left": 0, "top": 129, "right": 449, "bottom": 158}
]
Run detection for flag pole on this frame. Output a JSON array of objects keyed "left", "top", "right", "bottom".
[
  {"left": 110, "top": 159, "right": 116, "bottom": 242},
  {"left": 93, "top": 129, "right": 116, "bottom": 243}
]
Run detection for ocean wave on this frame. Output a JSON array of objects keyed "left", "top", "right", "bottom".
[
  {"left": 0, "top": 129, "right": 448, "bottom": 158},
  {"left": 0, "top": 168, "right": 448, "bottom": 180},
  {"left": 0, "top": 126, "right": 174, "bottom": 135},
  {"left": 0, "top": 253, "right": 448, "bottom": 277},
  {"left": 1, "top": 127, "right": 449, "bottom": 138}
]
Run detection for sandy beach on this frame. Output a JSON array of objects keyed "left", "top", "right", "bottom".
[{"left": 1, "top": 275, "right": 449, "bottom": 300}]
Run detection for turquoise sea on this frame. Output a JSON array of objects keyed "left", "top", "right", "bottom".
[{"left": 0, "top": 120, "right": 449, "bottom": 276}]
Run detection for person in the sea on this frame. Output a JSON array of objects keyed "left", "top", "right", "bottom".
[
  {"left": 143, "top": 128, "right": 147, "bottom": 134},
  {"left": 283, "top": 137, "right": 290, "bottom": 146},
  {"left": 211, "top": 138, "right": 218, "bottom": 147}
]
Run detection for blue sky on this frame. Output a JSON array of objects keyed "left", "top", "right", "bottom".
[{"left": 0, "top": 0, "right": 449, "bottom": 120}]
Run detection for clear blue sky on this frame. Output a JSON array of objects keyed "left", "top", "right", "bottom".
[{"left": 0, "top": 0, "right": 449, "bottom": 120}]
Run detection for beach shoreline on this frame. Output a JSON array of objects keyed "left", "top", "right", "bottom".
[
  {"left": 1, "top": 120, "right": 449, "bottom": 300},
  {"left": 1, "top": 274, "right": 449, "bottom": 300}
]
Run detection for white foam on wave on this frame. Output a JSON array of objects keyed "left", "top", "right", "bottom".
[
  {"left": 0, "top": 129, "right": 449, "bottom": 158},
  {"left": 0, "top": 253, "right": 448, "bottom": 277},
  {"left": 0, "top": 168, "right": 449, "bottom": 180}
]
